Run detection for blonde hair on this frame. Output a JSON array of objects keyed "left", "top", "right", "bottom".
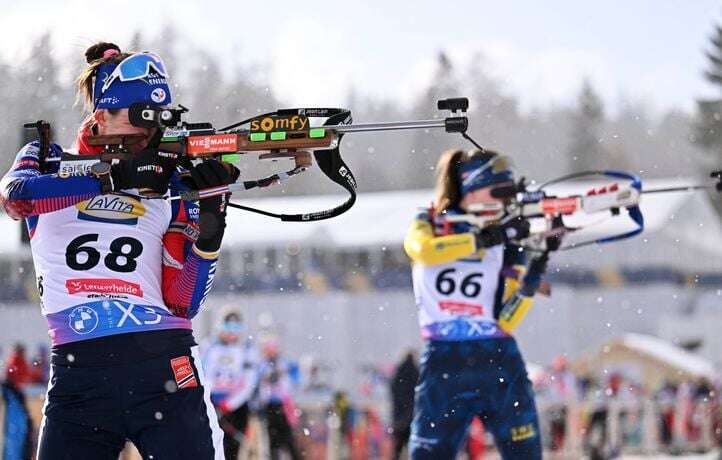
[{"left": 433, "top": 148, "right": 506, "bottom": 212}]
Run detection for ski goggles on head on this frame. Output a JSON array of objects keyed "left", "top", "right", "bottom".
[
  {"left": 93, "top": 52, "right": 172, "bottom": 110},
  {"left": 457, "top": 155, "right": 514, "bottom": 196},
  {"left": 100, "top": 52, "right": 169, "bottom": 94}
]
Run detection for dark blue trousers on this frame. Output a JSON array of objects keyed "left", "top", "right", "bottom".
[
  {"left": 36, "top": 330, "right": 223, "bottom": 460},
  {"left": 410, "top": 337, "right": 541, "bottom": 460}
]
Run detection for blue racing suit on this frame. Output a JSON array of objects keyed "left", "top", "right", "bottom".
[{"left": 404, "top": 209, "right": 544, "bottom": 459}]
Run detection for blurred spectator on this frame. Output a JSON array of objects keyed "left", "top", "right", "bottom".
[
  {"left": 257, "top": 337, "right": 302, "bottom": 460},
  {"left": 351, "top": 407, "right": 385, "bottom": 460},
  {"left": 694, "top": 378, "right": 714, "bottom": 402},
  {"left": 1, "top": 379, "right": 34, "bottom": 460},
  {"left": 1, "top": 343, "right": 37, "bottom": 460},
  {"left": 303, "top": 361, "right": 333, "bottom": 395},
  {"left": 359, "top": 363, "right": 391, "bottom": 399},
  {"left": 464, "top": 417, "right": 486, "bottom": 460},
  {"left": 585, "top": 377, "right": 610, "bottom": 460},
  {"left": 676, "top": 381, "right": 694, "bottom": 446},
  {"left": 202, "top": 312, "right": 260, "bottom": 460},
  {"left": 389, "top": 351, "right": 419, "bottom": 460},
  {"left": 332, "top": 391, "right": 357, "bottom": 452},
  {"left": 546, "top": 355, "right": 578, "bottom": 451},
  {"left": 5, "top": 343, "right": 41, "bottom": 389},
  {"left": 655, "top": 380, "right": 677, "bottom": 448}
]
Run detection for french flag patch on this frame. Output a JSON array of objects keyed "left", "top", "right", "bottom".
[{"left": 170, "top": 356, "right": 198, "bottom": 389}]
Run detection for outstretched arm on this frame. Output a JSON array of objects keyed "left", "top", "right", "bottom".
[
  {"left": 162, "top": 160, "right": 236, "bottom": 318},
  {"left": 0, "top": 142, "right": 102, "bottom": 219},
  {"left": 404, "top": 212, "right": 480, "bottom": 266},
  {"left": 497, "top": 248, "right": 550, "bottom": 333}
]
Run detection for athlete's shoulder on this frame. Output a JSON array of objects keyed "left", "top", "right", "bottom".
[{"left": 14, "top": 141, "right": 64, "bottom": 160}]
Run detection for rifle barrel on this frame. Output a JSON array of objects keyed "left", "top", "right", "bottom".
[
  {"left": 330, "top": 119, "right": 448, "bottom": 133},
  {"left": 641, "top": 185, "right": 713, "bottom": 194}
]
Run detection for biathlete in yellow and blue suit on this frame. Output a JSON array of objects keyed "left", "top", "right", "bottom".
[{"left": 404, "top": 148, "right": 560, "bottom": 460}]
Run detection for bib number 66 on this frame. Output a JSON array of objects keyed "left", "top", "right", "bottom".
[
  {"left": 435, "top": 268, "right": 483, "bottom": 297},
  {"left": 66, "top": 234, "right": 143, "bottom": 273}
]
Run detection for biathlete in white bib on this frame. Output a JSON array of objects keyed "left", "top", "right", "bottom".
[
  {"left": 0, "top": 42, "right": 239, "bottom": 460},
  {"left": 201, "top": 312, "right": 260, "bottom": 460},
  {"left": 404, "top": 148, "right": 560, "bottom": 460}
]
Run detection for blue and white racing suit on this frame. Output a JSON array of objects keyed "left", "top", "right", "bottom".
[
  {"left": 404, "top": 209, "right": 544, "bottom": 460},
  {"left": 0, "top": 140, "right": 226, "bottom": 460}
]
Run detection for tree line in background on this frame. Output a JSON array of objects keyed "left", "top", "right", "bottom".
[
  {"left": 694, "top": 21, "right": 722, "bottom": 215},
  {"left": 0, "top": 24, "right": 717, "bottom": 199}
]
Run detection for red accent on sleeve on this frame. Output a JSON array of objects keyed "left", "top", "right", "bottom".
[
  {"left": 3, "top": 200, "right": 34, "bottom": 220},
  {"left": 162, "top": 201, "right": 202, "bottom": 317}
]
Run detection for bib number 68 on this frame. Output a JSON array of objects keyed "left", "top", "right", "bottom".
[{"left": 66, "top": 234, "right": 143, "bottom": 273}]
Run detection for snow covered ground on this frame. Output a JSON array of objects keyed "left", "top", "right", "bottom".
[
  {"left": 622, "top": 452, "right": 719, "bottom": 460},
  {"left": 475, "top": 450, "right": 720, "bottom": 459}
]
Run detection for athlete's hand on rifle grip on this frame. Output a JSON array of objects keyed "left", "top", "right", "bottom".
[
  {"left": 504, "top": 216, "right": 531, "bottom": 240},
  {"left": 110, "top": 149, "right": 179, "bottom": 194},
  {"left": 190, "top": 159, "right": 240, "bottom": 253},
  {"left": 474, "top": 217, "right": 530, "bottom": 249},
  {"left": 545, "top": 215, "right": 564, "bottom": 252},
  {"left": 474, "top": 225, "right": 504, "bottom": 248},
  {"left": 188, "top": 160, "right": 240, "bottom": 190},
  {"left": 523, "top": 229, "right": 562, "bottom": 295},
  {"left": 545, "top": 233, "right": 563, "bottom": 252}
]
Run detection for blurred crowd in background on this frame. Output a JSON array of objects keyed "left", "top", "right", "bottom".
[
  {"left": 2, "top": 11, "right": 722, "bottom": 459},
  {"left": 1, "top": 330, "right": 720, "bottom": 459}
]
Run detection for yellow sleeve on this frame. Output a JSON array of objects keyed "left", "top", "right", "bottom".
[
  {"left": 498, "top": 292, "right": 535, "bottom": 333},
  {"left": 501, "top": 264, "right": 526, "bottom": 303},
  {"left": 403, "top": 218, "right": 478, "bottom": 266}
]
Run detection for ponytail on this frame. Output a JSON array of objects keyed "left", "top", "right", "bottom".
[
  {"left": 433, "top": 149, "right": 465, "bottom": 212},
  {"left": 74, "top": 42, "right": 131, "bottom": 113}
]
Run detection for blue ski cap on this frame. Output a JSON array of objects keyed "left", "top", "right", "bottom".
[
  {"left": 93, "top": 52, "right": 172, "bottom": 110},
  {"left": 457, "top": 153, "right": 513, "bottom": 196}
]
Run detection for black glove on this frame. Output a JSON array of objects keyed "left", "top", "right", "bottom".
[
  {"left": 504, "top": 216, "right": 531, "bottom": 240},
  {"left": 520, "top": 227, "right": 562, "bottom": 295},
  {"left": 546, "top": 232, "right": 563, "bottom": 252},
  {"left": 521, "top": 251, "right": 549, "bottom": 296},
  {"left": 546, "top": 215, "right": 564, "bottom": 251},
  {"left": 186, "top": 159, "right": 240, "bottom": 193},
  {"left": 474, "top": 224, "right": 505, "bottom": 248},
  {"left": 188, "top": 160, "right": 240, "bottom": 253},
  {"left": 528, "top": 252, "right": 549, "bottom": 276},
  {"left": 110, "top": 149, "right": 179, "bottom": 194},
  {"left": 474, "top": 216, "right": 530, "bottom": 249},
  {"left": 521, "top": 230, "right": 562, "bottom": 296}
]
